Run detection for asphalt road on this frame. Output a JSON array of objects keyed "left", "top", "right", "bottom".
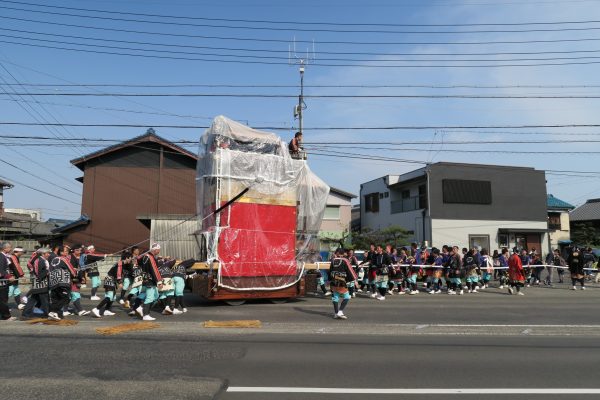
[
  {"left": 1, "top": 282, "right": 600, "bottom": 399},
  {"left": 9, "top": 280, "right": 598, "bottom": 326}
]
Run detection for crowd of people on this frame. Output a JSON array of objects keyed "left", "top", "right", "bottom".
[
  {"left": 0, "top": 241, "right": 190, "bottom": 322},
  {"left": 1, "top": 239, "right": 598, "bottom": 322},
  {"left": 317, "top": 243, "right": 598, "bottom": 319}
]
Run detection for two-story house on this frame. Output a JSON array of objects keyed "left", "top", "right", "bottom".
[
  {"left": 360, "top": 162, "right": 549, "bottom": 253},
  {"left": 319, "top": 187, "right": 356, "bottom": 252},
  {"left": 547, "top": 194, "right": 575, "bottom": 252}
]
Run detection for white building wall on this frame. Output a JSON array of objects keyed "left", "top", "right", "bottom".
[
  {"left": 360, "top": 176, "right": 428, "bottom": 243},
  {"left": 326, "top": 191, "right": 352, "bottom": 206},
  {"left": 360, "top": 177, "right": 394, "bottom": 230},
  {"left": 548, "top": 211, "right": 572, "bottom": 250},
  {"left": 431, "top": 219, "right": 549, "bottom": 254},
  {"left": 5, "top": 208, "right": 42, "bottom": 221}
]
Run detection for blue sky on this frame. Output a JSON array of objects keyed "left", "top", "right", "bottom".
[{"left": 1, "top": 0, "right": 600, "bottom": 220}]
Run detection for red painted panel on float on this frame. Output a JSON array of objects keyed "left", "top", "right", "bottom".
[{"left": 218, "top": 202, "right": 297, "bottom": 277}]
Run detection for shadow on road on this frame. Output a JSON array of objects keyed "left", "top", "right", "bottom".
[{"left": 293, "top": 307, "right": 332, "bottom": 318}]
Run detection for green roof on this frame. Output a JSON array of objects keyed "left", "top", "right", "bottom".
[{"left": 547, "top": 194, "right": 575, "bottom": 210}]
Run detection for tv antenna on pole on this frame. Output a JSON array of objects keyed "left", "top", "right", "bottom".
[{"left": 289, "top": 38, "right": 315, "bottom": 137}]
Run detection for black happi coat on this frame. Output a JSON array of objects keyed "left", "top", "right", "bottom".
[{"left": 30, "top": 257, "right": 49, "bottom": 294}]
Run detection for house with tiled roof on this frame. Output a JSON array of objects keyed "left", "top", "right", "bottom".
[
  {"left": 318, "top": 187, "right": 356, "bottom": 253},
  {"left": 0, "top": 178, "right": 62, "bottom": 244},
  {"left": 53, "top": 129, "right": 198, "bottom": 253},
  {"left": 547, "top": 194, "right": 575, "bottom": 251},
  {"left": 570, "top": 198, "right": 600, "bottom": 232}
]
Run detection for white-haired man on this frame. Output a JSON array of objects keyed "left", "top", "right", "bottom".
[{"left": 0, "top": 242, "right": 16, "bottom": 320}]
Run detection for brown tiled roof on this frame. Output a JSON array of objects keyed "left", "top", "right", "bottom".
[{"left": 70, "top": 129, "right": 197, "bottom": 171}]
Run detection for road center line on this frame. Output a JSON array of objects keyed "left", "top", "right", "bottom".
[{"left": 227, "top": 387, "right": 600, "bottom": 394}]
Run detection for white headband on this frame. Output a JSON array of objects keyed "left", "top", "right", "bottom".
[
  {"left": 87, "top": 245, "right": 95, "bottom": 251},
  {"left": 151, "top": 243, "right": 161, "bottom": 250}
]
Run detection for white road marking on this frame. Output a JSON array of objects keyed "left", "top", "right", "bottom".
[
  {"left": 431, "top": 324, "right": 600, "bottom": 328},
  {"left": 227, "top": 387, "right": 600, "bottom": 394}
]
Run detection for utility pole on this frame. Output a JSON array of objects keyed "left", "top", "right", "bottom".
[
  {"left": 290, "top": 38, "right": 314, "bottom": 137},
  {"left": 298, "top": 62, "right": 305, "bottom": 135}
]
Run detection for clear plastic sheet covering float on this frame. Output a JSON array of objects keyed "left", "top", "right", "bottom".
[{"left": 196, "top": 116, "right": 329, "bottom": 291}]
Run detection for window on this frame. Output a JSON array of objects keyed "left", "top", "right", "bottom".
[
  {"left": 323, "top": 205, "right": 341, "bottom": 220},
  {"left": 499, "top": 234, "right": 509, "bottom": 248},
  {"left": 364, "top": 193, "right": 380, "bottom": 213},
  {"left": 384, "top": 192, "right": 389, "bottom": 198},
  {"left": 401, "top": 190, "right": 410, "bottom": 199},
  {"left": 418, "top": 184, "right": 427, "bottom": 209},
  {"left": 469, "top": 235, "right": 490, "bottom": 252},
  {"left": 548, "top": 213, "right": 561, "bottom": 230},
  {"left": 379, "top": 193, "right": 384, "bottom": 199},
  {"left": 443, "top": 179, "right": 492, "bottom": 205},
  {"left": 515, "top": 235, "right": 527, "bottom": 251}
]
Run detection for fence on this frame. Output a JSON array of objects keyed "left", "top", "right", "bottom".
[{"left": 391, "top": 197, "right": 419, "bottom": 214}]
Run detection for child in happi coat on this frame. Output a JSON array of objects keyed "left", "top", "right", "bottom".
[
  {"left": 329, "top": 248, "right": 358, "bottom": 319},
  {"left": 429, "top": 248, "right": 444, "bottom": 294},
  {"left": 406, "top": 255, "right": 420, "bottom": 295},
  {"left": 479, "top": 249, "right": 494, "bottom": 289},
  {"left": 463, "top": 250, "right": 481, "bottom": 293},
  {"left": 447, "top": 247, "right": 464, "bottom": 295},
  {"left": 158, "top": 258, "right": 176, "bottom": 315},
  {"left": 346, "top": 250, "right": 360, "bottom": 298},
  {"left": 91, "top": 256, "right": 127, "bottom": 318}
]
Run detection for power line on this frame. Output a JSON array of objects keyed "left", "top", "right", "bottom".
[
  {"left": 7, "top": 90, "right": 600, "bottom": 98},
  {"left": 10, "top": 27, "right": 600, "bottom": 58},
  {"left": 0, "top": 61, "right": 88, "bottom": 157},
  {"left": 8, "top": 146, "right": 80, "bottom": 189},
  {"left": 0, "top": 158, "right": 80, "bottom": 195},
  {"left": 6, "top": 14, "right": 600, "bottom": 46},
  {"left": 3, "top": 133, "right": 600, "bottom": 144},
  {"left": 5, "top": 138, "right": 600, "bottom": 147},
  {"left": 3, "top": 122, "right": 600, "bottom": 130},
  {"left": 13, "top": 31, "right": 600, "bottom": 63},
  {"left": 9, "top": 38, "right": 600, "bottom": 68},
  {"left": 6, "top": 0, "right": 600, "bottom": 28},
  {"left": 6, "top": 2, "right": 600, "bottom": 35},
  {"left": 0, "top": 55, "right": 227, "bottom": 141},
  {"left": 0, "top": 173, "right": 79, "bottom": 205},
  {"left": 437, "top": 129, "right": 600, "bottom": 136},
  {"left": 306, "top": 145, "right": 600, "bottom": 154},
  {"left": 0, "top": 70, "right": 201, "bottom": 194},
  {"left": 305, "top": 139, "right": 600, "bottom": 144},
  {"left": 0, "top": 97, "right": 216, "bottom": 120},
  {"left": 6, "top": 81, "right": 600, "bottom": 89},
  {"left": 307, "top": 151, "right": 600, "bottom": 177},
  {"left": 2, "top": 133, "right": 600, "bottom": 151}
]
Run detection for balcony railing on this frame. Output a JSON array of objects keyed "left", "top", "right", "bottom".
[{"left": 391, "top": 196, "right": 419, "bottom": 214}]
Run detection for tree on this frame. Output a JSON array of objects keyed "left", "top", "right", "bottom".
[
  {"left": 380, "top": 225, "right": 410, "bottom": 248},
  {"left": 571, "top": 222, "right": 600, "bottom": 247},
  {"left": 350, "top": 225, "right": 410, "bottom": 249},
  {"left": 320, "top": 229, "right": 351, "bottom": 250},
  {"left": 348, "top": 227, "right": 377, "bottom": 250}
]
